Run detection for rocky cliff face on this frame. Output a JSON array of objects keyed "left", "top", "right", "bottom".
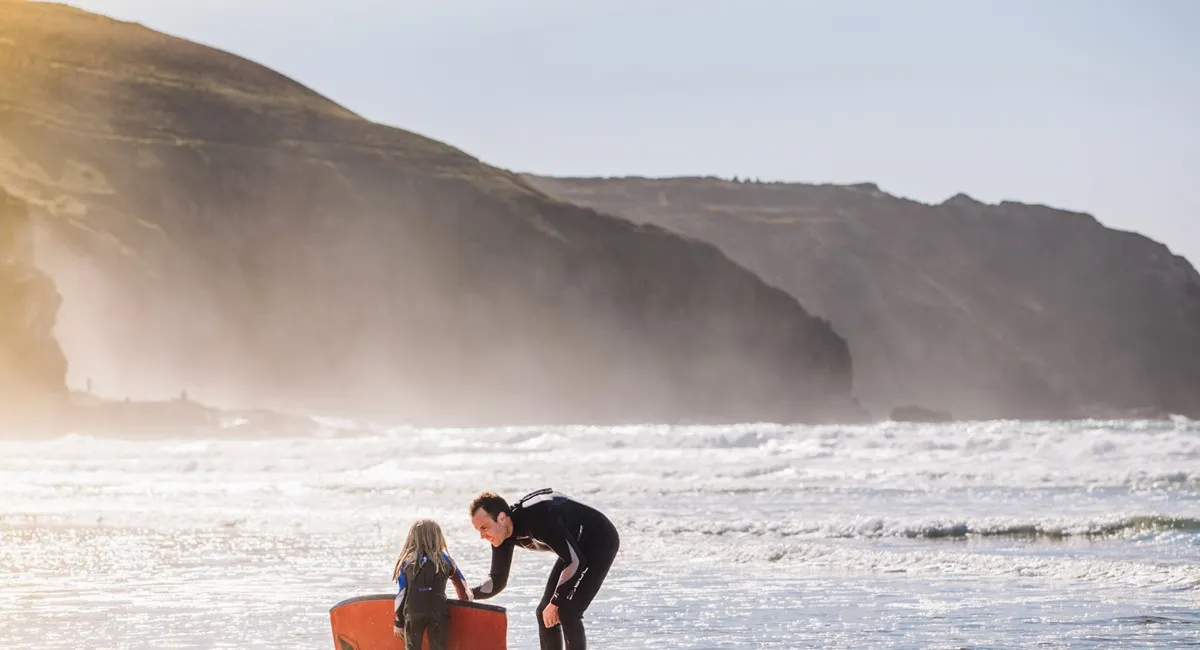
[
  {"left": 0, "top": 187, "right": 69, "bottom": 416},
  {"left": 0, "top": 2, "right": 861, "bottom": 425},
  {"left": 526, "top": 176, "right": 1200, "bottom": 420}
]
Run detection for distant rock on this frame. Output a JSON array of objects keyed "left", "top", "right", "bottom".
[
  {"left": 67, "top": 396, "right": 221, "bottom": 437},
  {"left": 1075, "top": 403, "right": 1173, "bottom": 422},
  {"left": 1119, "top": 406, "right": 1171, "bottom": 421},
  {"left": 846, "top": 182, "right": 882, "bottom": 194},
  {"left": 941, "top": 193, "right": 987, "bottom": 209},
  {"left": 890, "top": 405, "right": 954, "bottom": 423},
  {"left": 0, "top": 188, "right": 69, "bottom": 423},
  {"left": 525, "top": 175, "right": 1200, "bottom": 421}
]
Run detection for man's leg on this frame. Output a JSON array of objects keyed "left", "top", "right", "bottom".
[
  {"left": 535, "top": 559, "right": 566, "bottom": 650},
  {"left": 557, "top": 533, "right": 621, "bottom": 650}
]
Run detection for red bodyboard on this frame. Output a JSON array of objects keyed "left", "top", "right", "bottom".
[{"left": 330, "top": 595, "right": 507, "bottom": 650}]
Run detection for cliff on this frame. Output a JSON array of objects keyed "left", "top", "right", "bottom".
[
  {"left": 0, "top": 2, "right": 861, "bottom": 426},
  {"left": 0, "top": 187, "right": 69, "bottom": 419},
  {"left": 526, "top": 176, "right": 1200, "bottom": 420}
]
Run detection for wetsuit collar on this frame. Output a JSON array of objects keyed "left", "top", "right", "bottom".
[{"left": 505, "top": 488, "right": 552, "bottom": 541}]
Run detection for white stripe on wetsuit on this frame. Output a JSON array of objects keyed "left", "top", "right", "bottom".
[{"left": 555, "top": 523, "right": 584, "bottom": 596}]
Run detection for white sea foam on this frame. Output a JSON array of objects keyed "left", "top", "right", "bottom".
[{"left": 1, "top": 419, "right": 1197, "bottom": 648}]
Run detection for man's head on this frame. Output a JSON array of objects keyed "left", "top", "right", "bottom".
[{"left": 469, "top": 492, "right": 513, "bottom": 548}]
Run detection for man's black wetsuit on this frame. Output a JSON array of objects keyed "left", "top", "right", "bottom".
[{"left": 471, "top": 489, "right": 620, "bottom": 650}]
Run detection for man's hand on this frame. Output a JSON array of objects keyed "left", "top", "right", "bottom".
[
  {"left": 393, "top": 625, "right": 403, "bottom": 638},
  {"left": 541, "top": 603, "right": 560, "bottom": 628}
]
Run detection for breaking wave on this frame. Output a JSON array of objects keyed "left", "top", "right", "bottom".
[{"left": 637, "top": 515, "right": 1200, "bottom": 541}]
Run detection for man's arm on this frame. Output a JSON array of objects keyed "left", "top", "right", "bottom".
[
  {"left": 470, "top": 540, "right": 514, "bottom": 600},
  {"left": 539, "top": 517, "right": 589, "bottom": 606}
]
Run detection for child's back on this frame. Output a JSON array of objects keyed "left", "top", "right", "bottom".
[{"left": 393, "top": 520, "right": 470, "bottom": 650}]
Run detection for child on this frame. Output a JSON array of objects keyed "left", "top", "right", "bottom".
[{"left": 392, "top": 519, "right": 471, "bottom": 650}]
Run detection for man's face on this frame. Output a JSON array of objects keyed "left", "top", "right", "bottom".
[{"left": 471, "top": 508, "right": 510, "bottom": 548}]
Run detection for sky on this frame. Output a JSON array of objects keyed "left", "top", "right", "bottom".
[{"left": 57, "top": 0, "right": 1200, "bottom": 266}]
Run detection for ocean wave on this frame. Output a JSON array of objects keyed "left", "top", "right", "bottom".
[
  {"left": 11, "top": 417, "right": 1199, "bottom": 453},
  {"left": 637, "top": 514, "right": 1200, "bottom": 541},
  {"left": 720, "top": 542, "right": 1200, "bottom": 591}
]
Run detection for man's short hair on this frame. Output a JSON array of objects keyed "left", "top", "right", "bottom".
[{"left": 469, "top": 492, "right": 510, "bottom": 519}]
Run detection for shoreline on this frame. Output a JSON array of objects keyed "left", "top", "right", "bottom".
[{"left": 0, "top": 394, "right": 1192, "bottom": 439}]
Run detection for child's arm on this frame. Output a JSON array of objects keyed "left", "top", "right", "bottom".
[
  {"left": 443, "top": 552, "right": 472, "bottom": 601},
  {"left": 393, "top": 563, "right": 408, "bottom": 636}
]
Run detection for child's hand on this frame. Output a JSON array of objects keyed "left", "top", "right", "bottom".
[{"left": 393, "top": 625, "right": 403, "bottom": 638}]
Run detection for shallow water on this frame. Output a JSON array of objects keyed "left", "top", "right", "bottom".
[{"left": 2, "top": 419, "right": 1198, "bottom": 648}]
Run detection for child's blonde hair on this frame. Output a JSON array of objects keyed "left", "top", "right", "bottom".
[{"left": 392, "top": 518, "right": 451, "bottom": 581}]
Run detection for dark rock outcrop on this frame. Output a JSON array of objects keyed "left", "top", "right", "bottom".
[
  {"left": 525, "top": 175, "right": 1200, "bottom": 421},
  {"left": 0, "top": 187, "right": 69, "bottom": 418},
  {"left": 0, "top": 2, "right": 862, "bottom": 426},
  {"left": 890, "top": 405, "right": 953, "bottom": 423}
]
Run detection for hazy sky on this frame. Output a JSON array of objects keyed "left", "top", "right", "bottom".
[{"left": 62, "top": 0, "right": 1200, "bottom": 266}]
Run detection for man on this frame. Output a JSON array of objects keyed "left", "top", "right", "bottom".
[{"left": 468, "top": 488, "right": 620, "bottom": 650}]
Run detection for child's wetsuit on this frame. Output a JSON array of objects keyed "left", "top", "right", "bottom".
[{"left": 395, "top": 552, "right": 466, "bottom": 650}]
